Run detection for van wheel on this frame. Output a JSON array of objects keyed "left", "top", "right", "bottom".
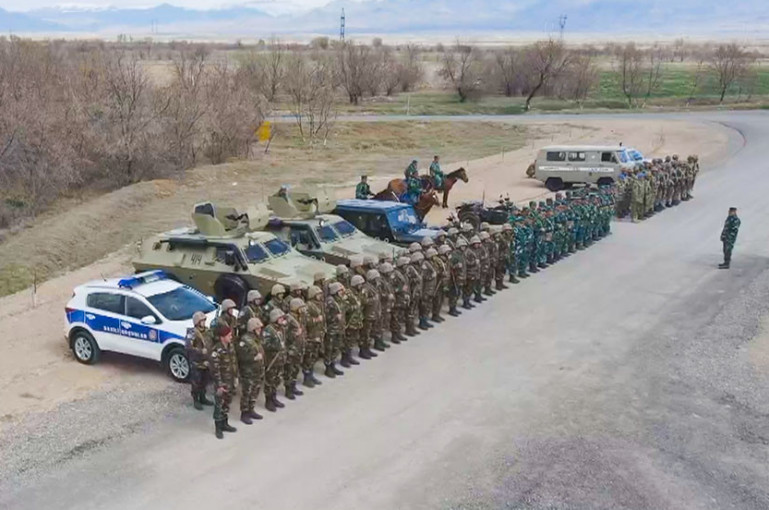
[
  {"left": 214, "top": 274, "right": 249, "bottom": 307},
  {"left": 71, "top": 330, "right": 100, "bottom": 365},
  {"left": 545, "top": 178, "right": 564, "bottom": 192},
  {"left": 597, "top": 177, "right": 614, "bottom": 187},
  {"left": 525, "top": 163, "right": 536, "bottom": 178},
  {"left": 458, "top": 210, "right": 481, "bottom": 231},
  {"left": 164, "top": 346, "right": 190, "bottom": 382}
]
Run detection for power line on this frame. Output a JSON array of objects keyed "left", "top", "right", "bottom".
[
  {"left": 558, "top": 14, "right": 567, "bottom": 39},
  {"left": 340, "top": 8, "right": 345, "bottom": 41}
]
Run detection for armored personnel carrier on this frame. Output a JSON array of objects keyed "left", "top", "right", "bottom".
[
  {"left": 132, "top": 202, "right": 336, "bottom": 305},
  {"left": 265, "top": 187, "right": 404, "bottom": 265}
]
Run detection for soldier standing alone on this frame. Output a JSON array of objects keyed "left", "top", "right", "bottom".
[{"left": 719, "top": 207, "right": 741, "bottom": 269}]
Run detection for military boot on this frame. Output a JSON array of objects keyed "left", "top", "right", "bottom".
[
  {"left": 221, "top": 418, "right": 237, "bottom": 433},
  {"left": 374, "top": 338, "right": 388, "bottom": 351},
  {"left": 448, "top": 306, "right": 460, "bottom": 317},
  {"left": 496, "top": 281, "right": 508, "bottom": 291},
  {"left": 273, "top": 394, "right": 285, "bottom": 408},
  {"left": 249, "top": 409, "right": 263, "bottom": 420},
  {"left": 200, "top": 393, "right": 214, "bottom": 406},
  {"left": 390, "top": 332, "right": 402, "bottom": 344},
  {"left": 325, "top": 363, "right": 337, "bottom": 378},
  {"left": 192, "top": 392, "right": 203, "bottom": 411},
  {"left": 332, "top": 363, "right": 344, "bottom": 375},
  {"left": 359, "top": 348, "right": 372, "bottom": 360},
  {"left": 418, "top": 317, "right": 430, "bottom": 330},
  {"left": 285, "top": 384, "right": 296, "bottom": 400},
  {"left": 310, "top": 372, "right": 322, "bottom": 385},
  {"left": 367, "top": 346, "right": 379, "bottom": 357},
  {"left": 349, "top": 351, "right": 361, "bottom": 365},
  {"left": 462, "top": 298, "right": 473, "bottom": 310},
  {"left": 240, "top": 412, "right": 253, "bottom": 425},
  {"left": 291, "top": 382, "right": 304, "bottom": 396},
  {"left": 303, "top": 371, "right": 316, "bottom": 388},
  {"left": 718, "top": 262, "right": 730, "bottom": 269},
  {"left": 432, "top": 313, "right": 444, "bottom": 323},
  {"left": 215, "top": 420, "right": 224, "bottom": 439},
  {"left": 474, "top": 291, "right": 484, "bottom": 303},
  {"left": 483, "top": 286, "right": 494, "bottom": 296},
  {"left": 265, "top": 394, "right": 277, "bottom": 412},
  {"left": 509, "top": 273, "right": 520, "bottom": 284}
]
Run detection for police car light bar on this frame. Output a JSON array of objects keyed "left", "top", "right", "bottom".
[{"left": 118, "top": 270, "right": 168, "bottom": 289}]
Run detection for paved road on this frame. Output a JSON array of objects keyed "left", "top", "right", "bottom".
[{"left": 4, "top": 111, "right": 769, "bottom": 510}]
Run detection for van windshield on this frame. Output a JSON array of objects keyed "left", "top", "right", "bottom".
[{"left": 617, "top": 150, "right": 629, "bottom": 163}]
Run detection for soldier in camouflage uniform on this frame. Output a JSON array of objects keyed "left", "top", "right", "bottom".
[
  {"left": 238, "top": 290, "right": 268, "bottom": 336},
  {"left": 358, "top": 271, "right": 381, "bottom": 358},
  {"left": 406, "top": 253, "right": 425, "bottom": 331},
  {"left": 719, "top": 207, "right": 741, "bottom": 269},
  {"left": 376, "top": 262, "right": 399, "bottom": 344},
  {"left": 428, "top": 247, "right": 448, "bottom": 322},
  {"left": 264, "top": 284, "right": 288, "bottom": 318},
  {"left": 419, "top": 249, "right": 438, "bottom": 327},
  {"left": 210, "top": 323, "right": 238, "bottom": 439},
  {"left": 263, "top": 309, "right": 287, "bottom": 412},
  {"left": 336, "top": 264, "right": 351, "bottom": 289},
  {"left": 448, "top": 239, "right": 466, "bottom": 314},
  {"left": 325, "top": 282, "right": 347, "bottom": 373},
  {"left": 344, "top": 275, "right": 366, "bottom": 364},
  {"left": 480, "top": 231, "right": 496, "bottom": 295},
  {"left": 466, "top": 236, "right": 482, "bottom": 304},
  {"left": 185, "top": 311, "right": 214, "bottom": 410},
  {"left": 446, "top": 227, "right": 459, "bottom": 250},
  {"left": 495, "top": 225, "right": 513, "bottom": 288},
  {"left": 366, "top": 269, "right": 390, "bottom": 351},
  {"left": 284, "top": 298, "right": 307, "bottom": 399},
  {"left": 392, "top": 256, "right": 414, "bottom": 337},
  {"left": 235, "top": 317, "right": 265, "bottom": 424},
  {"left": 303, "top": 285, "right": 327, "bottom": 385}
]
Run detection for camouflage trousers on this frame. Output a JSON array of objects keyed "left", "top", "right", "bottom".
[
  {"left": 283, "top": 346, "right": 304, "bottom": 388},
  {"left": 483, "top": 265, "right": 493, "bottom": 291},
  {"left": 264, "top": 350, "right": 285, "bottom": 396},
  {"left": 324, "top": 333, "right": 343, "bottom": 363},
  {"left": 238, "top": 364, "right": 263, "bottom": 412},
  {"left": 302, "top": 340, "right": 322, "bottom": 371},
  {"left": 189, "top": 365, "right": 210, "bottom": 397},
  {"left": 631, "top": 201, "right": 644, "bottom": 221},
  {"left": 392, "top": 306, "right": 407, "bottom": 334},
  {"left": 381, "top": 308, "right": 392, "bottom": 337},
  {"left": 464, "top": 277, "right": 479, "bottom": 299},
  {"left": 408, "top": 293, "right": 421, "bottom": 325},
  {"left": 345, "top": 327, "right": 361, "bottom": 352},
  {"left": 420, "top": 290, "right": 434, "bottom": 319},
  {"left": 432, "top": 287, "right": 445, "bottom": 317},
  {"left": 448, "top": 283, "right": 461, "bottom": 309},
  {"left": 723, "top": 242, "right": 734, "bottom": 264},
  {"left": 361, "top": 321, "right": 376, "bottom": 349},
  {"left": 213, "top": 382, "right": 234, "bottom": 422},
  {"left": 496, "top": 261, "right": 507, "bottom": 285}
]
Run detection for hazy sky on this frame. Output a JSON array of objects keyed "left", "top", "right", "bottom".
[{"left": 1, "top": 0, "right": 342, "bottom": 13}]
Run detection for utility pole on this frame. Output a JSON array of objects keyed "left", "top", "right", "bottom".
[
  {"left": 558, "top": 14, "right": 567, "bottom": 40},
  {"left": 340, "top": 8, "right": 346, "bottom": 42}
]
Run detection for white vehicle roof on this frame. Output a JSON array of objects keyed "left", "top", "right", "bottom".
[
  {"left": 540, "top": 145, "right": 626, "bottom": 152},
  {"left": 77, "top": 271, "right": 183, "bottom": 298}
]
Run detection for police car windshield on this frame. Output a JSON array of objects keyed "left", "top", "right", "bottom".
[
  {"left": 315, "top": 224, "right": 339, "bottom": 242},
  {"left": 244, "top": 242, "right": 269, "bottom": 263},
  {"left": 264, "top": 238, "right": 291, "bottom": 257},
  {"left": 332, "top": 220, "right": 356, "bottom": 237},
  {"left": 147, "top": 287, "right": 216, "bottom": 321}
]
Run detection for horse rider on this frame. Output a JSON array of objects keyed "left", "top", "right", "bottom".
[
  {"left": 405, "top": 159, "right": 421, "bottom": 205},
  {"left": 429, "top": 155, "right": 445, "bottom": 190},
  {"left": 356, "top": 175, "right": 374, "bottom": 200}
]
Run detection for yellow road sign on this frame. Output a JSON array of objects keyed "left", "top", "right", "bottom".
[{"left": 256, "top": 121, "right": 272, "bottom": 142}]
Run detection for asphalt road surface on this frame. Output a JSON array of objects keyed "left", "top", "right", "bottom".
[{"left": 4, "top": 111, "right": 769, "bottom": 510}]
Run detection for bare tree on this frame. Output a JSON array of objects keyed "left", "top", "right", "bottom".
[
  {"left": 439, "top": 42, "right": 483, "bottom": 102},
  {"left": 522, "top": 38, "right": 570, "bottom": 111},
  {"left": 642, "top": 44, "right": 665, "bottom": 104},
  {"left": 263, "top": 37, "right": 285, "bottom": 101},
  {"left": 398, "top": 44, "right": 423, "bottom": 92},
  {"left": 337, "top": 42, "right": 372, "bottom": 105},
  {"left": 494, "top": 47, "right": 520, "bottom": 97},
  {"left": 709, "top": 43, "right": 753, "bottom": 103},
  {"left": 284, "top": 53, "right": 337, "bottom": 145},
  {"left": 685, "top": 56, "right": 707, "bottom": 106},
  {"left": 615, "top": 43, "right": 645, "bottom": 107},
  {"left": 672, "top": 38, "right": 687, "bottom": 62},
  {"left": 557, "top": 53, "right": 597, "bottom": 104}
]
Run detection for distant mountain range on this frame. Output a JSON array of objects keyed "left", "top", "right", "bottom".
[{"left": 1, "top": 0, "right": 767, "bottom": 36}]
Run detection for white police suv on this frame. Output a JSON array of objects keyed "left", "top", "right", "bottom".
[{"left": 65, "top": 270, "right": 218, "bottom": 382}]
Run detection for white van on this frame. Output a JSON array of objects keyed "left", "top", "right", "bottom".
[{"left": 533, "top": 145, "right": 636, "bottom": 191}]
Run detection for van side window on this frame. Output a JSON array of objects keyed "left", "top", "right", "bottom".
[
  {"left": 568, "top": 152, "right": 586, "bottom": 162},
  {"left": 601, "top": 152, "right": 617, "bottom": 163},
  {"left": 546, "top": 152, "right": 566, "bottom": 162}
]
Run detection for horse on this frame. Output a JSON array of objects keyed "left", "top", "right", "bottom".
[
  {"left": 372, "top": 188, "right": 440, "bottom": 221},
  {"left": 381, "top": 167, "right": 469, "bottom": 209},
  {"left": 420, "top": 167, "right": 469, "bottom": 208}
]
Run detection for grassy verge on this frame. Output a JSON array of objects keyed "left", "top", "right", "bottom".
[{"left": 0, "top": 121, "right": 527, "bottom": 297}]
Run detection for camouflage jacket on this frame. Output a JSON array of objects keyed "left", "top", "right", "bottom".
[
  {"left": 234, "top": 332, "right": 264, "bottom": 375},
  {"left": 285, "top": 312, "right": 306, "bottom": 355},
  {"left": 359, "top": 282, "right": 382, "bottom": 323},
  {"left": 405, "top": 264, "right": 423, "bottom": 300},
  {"left": 721, "top": 215, "right": 741, "bottom": 245},
  {"left": 345, "top": 289, "right": 364, "bottom": 329},
  {"left": 420, "top": 259, "right": 438, "bottom": 295},
  {"left": 262, "top": 324, "right": 285, "bottom": 356},
  {"left": 210, "top": 340, "right": 236, "bottom": 390},
  {"left": 376, "top": 276, "right": 395, "bottom": 314},
  {"left": 431, "top": 255, "right": 449, "bottom": 291},
  {"left": 326, "top": 295, "right": 346, "bottom": 336},
  {"left": 185, "top": 326, "right": 212, "bottom": 369},
  {"left": 389, "top": 269, "right": 410, "bottom": 308},
  {"left": 449, "top": 250, "right": 466, "bottom": 286},
  {"left": 465, "top": 246, "right": 480, "bottom": 279},
  {"left": 238, "top": 303, "right": 268, "bottom": 335},
  {"left": 305, "top": 301, "right": 326, "bottom": 343}
]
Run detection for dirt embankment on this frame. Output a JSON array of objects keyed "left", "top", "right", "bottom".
[{"left": 0, "top": 117, "right": 733, "bottom": 428}]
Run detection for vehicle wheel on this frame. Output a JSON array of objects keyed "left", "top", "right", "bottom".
[
  {"left": 597, "top": 177, "right": 614, "bottom": 187},
  {"left": 563, "top": 182, "right": 574, "bottom": 190},
  {"left": 71, "top": 330, "right": 100, "bottom": 365},
  {"left": 164, "top": 346, "right": 190, "bottom": 383},
  {"left": 213, "top": 274, "right": 249, "bottom": 307},
  {"left": 545, "top": 178, "right": 564, "bottom": 192},
  {"left": 458, "top": 210, "right": 481, "bottom": 231}
]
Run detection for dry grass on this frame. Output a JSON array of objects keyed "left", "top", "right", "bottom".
[{"left": 0, "top": 120, "right": 526, "bottom": 297}]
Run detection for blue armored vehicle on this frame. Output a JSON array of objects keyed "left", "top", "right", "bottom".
[{"left": 333, "top": 199, "right": 440, "bottom": 247}]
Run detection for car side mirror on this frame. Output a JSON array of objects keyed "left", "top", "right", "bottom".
[{"left": 141, "top": 315, "right": 157, "bottom": 325}]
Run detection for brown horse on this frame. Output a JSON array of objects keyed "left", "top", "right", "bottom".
[
  {"left": 372, "top": 188, "right": 441, "bottom": 221},
  {"left": 380, "top": 167, "right": 469, "bottom": 209}
]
